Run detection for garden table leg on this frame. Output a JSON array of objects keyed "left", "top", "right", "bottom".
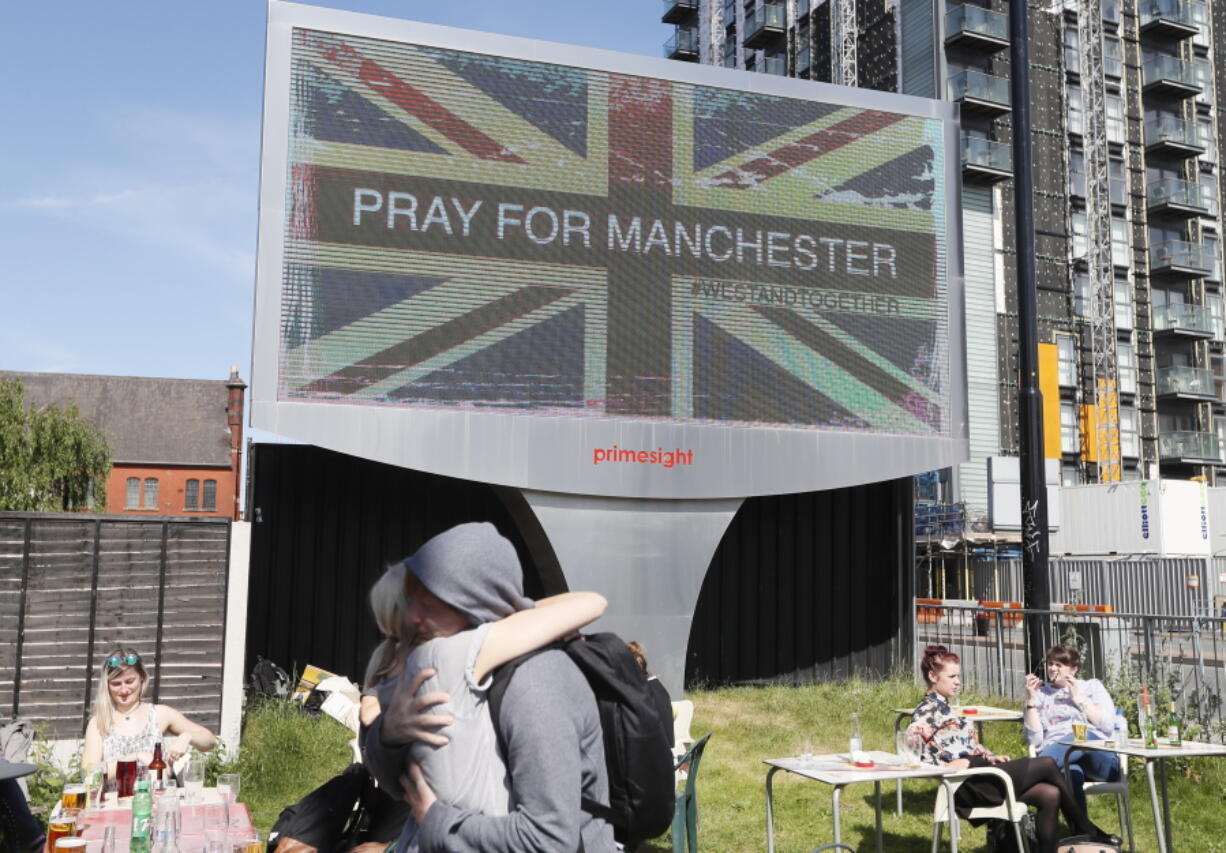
[
  {"left": 874, "top": 780, "right": 883, "bottom": 853},
  {"left": 1159, "top": 759, "right": 1173, "bottom": 852},
  {"left": 765, "top": 766, "right": 781, "bottom": 853},
  {"left": 832, "top": 784, "right": 843, "bottom": 844},
  {"left": 1144, "top": 759, "right": 1169, "bottom": 853}
]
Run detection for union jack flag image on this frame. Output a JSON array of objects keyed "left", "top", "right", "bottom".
[{"left": 278, "top": 29, "right": 950, "bottom": 436}]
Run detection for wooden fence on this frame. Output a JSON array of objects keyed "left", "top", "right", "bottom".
[{"left": 0, "top": 513, "right": 230, "bottom": 738}]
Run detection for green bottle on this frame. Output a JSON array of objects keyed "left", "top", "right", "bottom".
[
  {"left": 130, "top": 779, "right": 153, "bottom": 853},
  {"left": 1167, "top": 701, "right": 1182, "bottom": 746}
]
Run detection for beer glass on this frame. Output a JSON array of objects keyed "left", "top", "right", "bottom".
[
  {"left": 61, "top": 783, "right": 87, "bottom": 815},
  {"left": 115, "top": 760, "right": 138, "bottom": 798},
  {"left": 1072, "top": 722, "right": 1088, "bottom": 743},
  {"left": 216, "top": 773, "right": 240, "bottom": 803},
  {"left": 46, "top": 815, "right": 77, "bottom": 851},
  {"left": 53, "top": 839, "right": 87, "bottom": 853},
  {"left": 183, "top": 756, "right": 206, "bottom": 804}
]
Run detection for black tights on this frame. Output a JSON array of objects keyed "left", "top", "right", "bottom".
[{"left": 965, "top": 757, "right": 1099, "bottom": 853}]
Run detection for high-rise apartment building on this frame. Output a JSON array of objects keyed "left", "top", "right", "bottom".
[{"left": 665, "top": 0, "right": 1226, "bottom": 527}]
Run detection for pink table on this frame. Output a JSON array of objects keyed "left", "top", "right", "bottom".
[{"left": 77, "top": 803, "right": 255, "bottom": 853}]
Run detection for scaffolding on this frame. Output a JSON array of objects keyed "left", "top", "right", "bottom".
[
  {"left": 1078, "top": 0, "right": 1122, "bottom": 482},
  {"left": 830, "top": 0, "right": 857, "bottom": 86}
]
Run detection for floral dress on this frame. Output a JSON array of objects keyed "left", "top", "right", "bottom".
[{"left": 906, "top": 692, "right": 993, "bottom": 765}]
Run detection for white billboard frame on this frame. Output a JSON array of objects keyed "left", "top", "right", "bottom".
[{"left": 252, "top": 0, "right": 968, "bottom": 499}]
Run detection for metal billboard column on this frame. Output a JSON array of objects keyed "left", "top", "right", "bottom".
[
  {"left": 1009, "top": 0, "right": 1051, "bottom": 663},
  {"left": 520, "top": 490, "right": 742, "bottom": 696}
]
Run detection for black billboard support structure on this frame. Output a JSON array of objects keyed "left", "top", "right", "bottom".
[{"left": 1009, "top": 0, "right": 1051, "bottom": 668}]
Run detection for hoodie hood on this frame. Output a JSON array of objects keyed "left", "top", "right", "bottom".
[{"left": 404, "top": 522, "right": 534, "bottom": 626}]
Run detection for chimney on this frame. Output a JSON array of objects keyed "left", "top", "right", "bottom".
[{"left": 226, "top": 365, "right": 247, "bottom": 521}]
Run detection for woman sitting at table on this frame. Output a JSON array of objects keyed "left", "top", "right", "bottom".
[
  {"left": 907, "top": 645, "right": 1118, "bottom": 853},
  {"left": 82, "top": 649, "right": 217, "bottom": 773},
  {"left": 1023, "top": 643, "right": 1121, "bottom": 811}
]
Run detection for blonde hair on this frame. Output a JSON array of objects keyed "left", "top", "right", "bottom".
[
  {"left": 364, "top": 562, "right": 410, "bottom": 689},
  {"left": 92, "top": 648, "right": 148, "bottom": 735}
]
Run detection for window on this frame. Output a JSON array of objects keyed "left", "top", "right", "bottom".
[
  {"left": 1073, "top": 272, "right": 1091, "bottom": 317},
  {"left": 1120, "top": 407, "right": 1139, "bottom": 458},
  {"left": 1114, "top": 278, "right": 1133, "bottom": 330},
  {"left": 1103, "top": 33, "right": 1122, "bottom": 78},
  {"left": 1061, "top": 463, "right": 1081, "bottom": 487},
  {"left": 1064, "top": 26, "right": 1080, "bottom": 75},
  {"left": 1071, "top": 211, "right": 1088, "bottom": 259},
  {"left": 203, "top": 479, "right": 217, "bottom": 512},
  {"left": 1200, "top": 118, "right": 1217, "bottom": 163},
  {"left": 1117, "top": 341, "right": 1137, "bottom": 394},
  {"left": 143, "top": 478, "right": 159, "bottom": 511},
  {"left": 1061, "top": 402, "right": 1080, "bottom": 454},
  {"left": 1067, "top": 85, "right": 1084, "bottom": 136},
  {"left": 1194, "top": 59, "right": 1213, "bottom": 106},
  {"left": 185, "top": 479, "right": 200, "bottom": 511},
  {"left": 1217, "top": 418, "right": 1226, "bottom": 463},
  {"left": 1069, "top": 151, "right": 1085, "bottom": 198},
  {"left": 1057, "top": 335, "right": 1078, "bottom": 387},
  {"left": 1111, "top": 217, "right": 1129, "bottom": 267},
  {"left": 1205, "top": 233, "right": 1221, "bottom": 281},
  {"left": 1105, "top": 94, "right": 1125, "bottom": 144},
  {"left": 125, "top": 478, "right": 140, "bottom": 509},
  {"left": 1109, "top": 157, "right": 1126, "bottom": 206}
]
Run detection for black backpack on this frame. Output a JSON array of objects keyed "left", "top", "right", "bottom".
[
  {"left": 489, "top": 632, "right": 676, "bottom": 846},
  {"left": 249, "top": 656, "right": 293, "bottom": 701}
]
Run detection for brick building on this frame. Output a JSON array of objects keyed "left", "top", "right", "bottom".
[{"left": 3, "top": 368, "right": 246, "bottom": 519}]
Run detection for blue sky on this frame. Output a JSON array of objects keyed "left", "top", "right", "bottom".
[{"left": 2, "top": 0, "right": 663, "bottom": 392}]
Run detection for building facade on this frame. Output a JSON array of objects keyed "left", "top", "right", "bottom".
[
  {"left": 4, "top": 368, "right": 247, "bottom": 520},
  {"left": 666, "top": 0, "right": 1226, "bottom": 528}
]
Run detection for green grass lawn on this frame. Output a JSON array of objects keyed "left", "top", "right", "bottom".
[{"left": 228, "top": 681, "right": 1226, "bottom": 852}]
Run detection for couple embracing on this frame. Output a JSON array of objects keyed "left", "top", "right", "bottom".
[{"left": 364, "top": 522, "right": 618, "bottom": 853}]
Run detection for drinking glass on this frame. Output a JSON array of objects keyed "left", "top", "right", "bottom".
[
  {"left": 46, "top": 815, "right": 77, "bottom": 851},
  {"left": 61, "top": 783, "right": 87, "bottom": 815},
  {"left": 895, "top": 729, "right": 920, "bottom": 767},
  {"left": 183, "top": 757, "right": 206, "bottom": 804},
  {"left": 53, "top": 839, "right": 87, "bottom": 853},
  {"left": 1072, "top": 722, "right": 1088, "bottom": 743},
  {"left": 216, "top": 773, "right": 240, "bottom": 804},
  {"left": 230, "top": 829, "right": 261, "bottom": 853},
  {"left": 798, "top": 738, "right": 814, "bottom": 762},
  {"left": 115, "top": 760, "right": 138, "bottom": 798},
  {"left": 203, "top": 803, "right": 228, "bottom": 838}
]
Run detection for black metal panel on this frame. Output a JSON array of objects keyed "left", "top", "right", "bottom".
[
  {"left": 685, "top": 477, "right": 913, "bottom": 685},
  {"left": 245, "top": 443, "right": 562, "bottom": 686}
]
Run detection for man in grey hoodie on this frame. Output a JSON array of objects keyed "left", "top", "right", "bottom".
[{"left": 364, "top": 522, "right": 616, "bottom": 853}]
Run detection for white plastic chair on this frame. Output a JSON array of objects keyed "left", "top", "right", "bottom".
[
  {"left": 671, "top": 700, "right": 695, "bottom": 782},
  {"left": 931, "top": 766, "right": 1030, "bottom": 853},
  {"left": 1028, "top": 744, "right": 1134, "bottom": 851}
]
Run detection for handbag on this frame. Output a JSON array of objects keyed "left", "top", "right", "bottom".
[{"left": 1057, "top": 836, "right": 1121, "bottom": 853}]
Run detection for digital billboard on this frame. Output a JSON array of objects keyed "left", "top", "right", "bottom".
[{"left": 252, "top": 2, "right": 967, "bottom": 498}]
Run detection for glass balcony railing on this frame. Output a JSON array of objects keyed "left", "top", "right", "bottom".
[
  {"left": 661, "top": 0, "right": 698, "bottom": 24},
  {"left": 945, "top": 5, "right": 1009, "bottom": 46},
  {"left": 1143, "top": 55, "right": 1202, "bottom": 93},
  {"left": 796, "top": 47, "right": 810, "bottom": 76},
  {"left": 665, "top": 27, "right": 699, "bottom": 60},
  {"left": 762, "top": 56, "right": 786, "bottom": 76},
  {"left": 1158, "top": 430, "right": 1220, "bottom": 462},
  {"left": 1144, "top": 115, "right": 1207, "bottom": 153},
  {"left": 1150, "top": 241, "right": 1215, "bottom": 276},
  {"left": 1139, "top": 0, "right": 1205, "bottom": 35},
  {"left": 1157, "top": 365, "right": 1216, "bottom": 397},
  {"left": 961, "top": 136, "right": 1011, "bottom": 173},
  {"left": 1147, "top": 178, "right": 1209, "bottom": 213},
  {"left": 947, "top": 69, "right": 1011, "bottom": 109},
  {"left": 743, "top": 4, "right": 786, "bottom": 48},
  {"left": 1153, "top": 302, "right": 1215, "bottom": 334}
]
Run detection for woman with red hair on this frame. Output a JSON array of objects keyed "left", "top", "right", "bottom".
[{"left": 906, "top": 645, "right": 1118, "bottom": 853}]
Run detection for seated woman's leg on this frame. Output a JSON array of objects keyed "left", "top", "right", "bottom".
[
  {"left": 1003, "top": 757, "right": 1101, "bottom": 838},
  {"left": 1016, "top": 781, "right": 1062, "bottom": 853},
  {"left": 1039, "top": 742, "right": 1088, "bottom": 812}
]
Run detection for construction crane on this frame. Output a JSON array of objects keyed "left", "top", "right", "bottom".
[
  {"left": 830, "top": 0, "right": 857, "bottom": 87},
  {"left": 1077, "top": 0, "right": 1122, "bottom": 482}
]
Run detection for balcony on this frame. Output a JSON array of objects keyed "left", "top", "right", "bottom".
[
  {"left": 1139, "top": 0, "right": 1204, "bottom": 39},
  {"left": 1153, "top": 302, "right": 1216, "bottom": 338},
  {"left": 1142, "top": 56, "right": 1202, "bottom": 99},
  {"left": 961, "top": 136, "right": 1012, "bottom": 183},
  {"left": 1144, "top": 115, "right": 1207, "bottom": 158},
  {"left": 945, "top": 5, "right": 1009, "bottom": 52},
  {"left": 1147, "top": 178, "right": 1211, "bottom": 218},
  {"left": 665, "top": 27, "right": 699, "bottom": 61},
  {"left": 1150, "top": 240, "right": 1215, "bottom": 278},
  {"left": 1157, "top": 366, "right": 1217, "bottom": 399},
  {"left": 1158, "top": 430, "right": 1220, "bottom": 463},
  {"left": 762, "top": 56, "right": 786, "bottom": 76},
  {"left": 948, "top": 69, "right": 1011, "bottom": 116},
  {"left": 743, "top": 4, "right": 786, "bottom": 50},
  {"left": 661, "top": 0, "right": 698, "bottom": 24}
]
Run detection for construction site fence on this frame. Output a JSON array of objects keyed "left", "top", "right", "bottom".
[{"left": 913, "top": 601, "right": 1226, "bottom": 742}]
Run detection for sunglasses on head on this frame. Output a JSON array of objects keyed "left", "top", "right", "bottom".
[{"left": 106, "top": 652, "right": 140, "bottom": 668}]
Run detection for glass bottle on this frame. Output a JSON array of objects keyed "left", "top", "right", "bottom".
[
  {"left": 149, "top": 743, "right": 167, "bottom": 790},
  {"left": 849, "top": 712, "right": 863, "bottom": 756},
  {"left": 101, "top": 826, "right": 116, "bottom": 853},
  {"left": 1167, "top": 701, "right": 1182, "bottom": 746},
  {"left": 131, "top": 780, "right": 153, "bottom": 853}
]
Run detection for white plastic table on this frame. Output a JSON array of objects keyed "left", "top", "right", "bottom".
[
  {"left": 764, "top": 750, "right": 949, "bottom": 853},
  {"left": 1057, "top": 738, "right": 1226, "bottom": 853}
]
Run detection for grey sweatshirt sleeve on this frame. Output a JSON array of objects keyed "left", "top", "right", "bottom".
[
  {"left": 417, "top": 651, "right": 614, "bottom": 853},
  {"left": 363, "top": 712, "right": 412, "bottom": 801}
]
